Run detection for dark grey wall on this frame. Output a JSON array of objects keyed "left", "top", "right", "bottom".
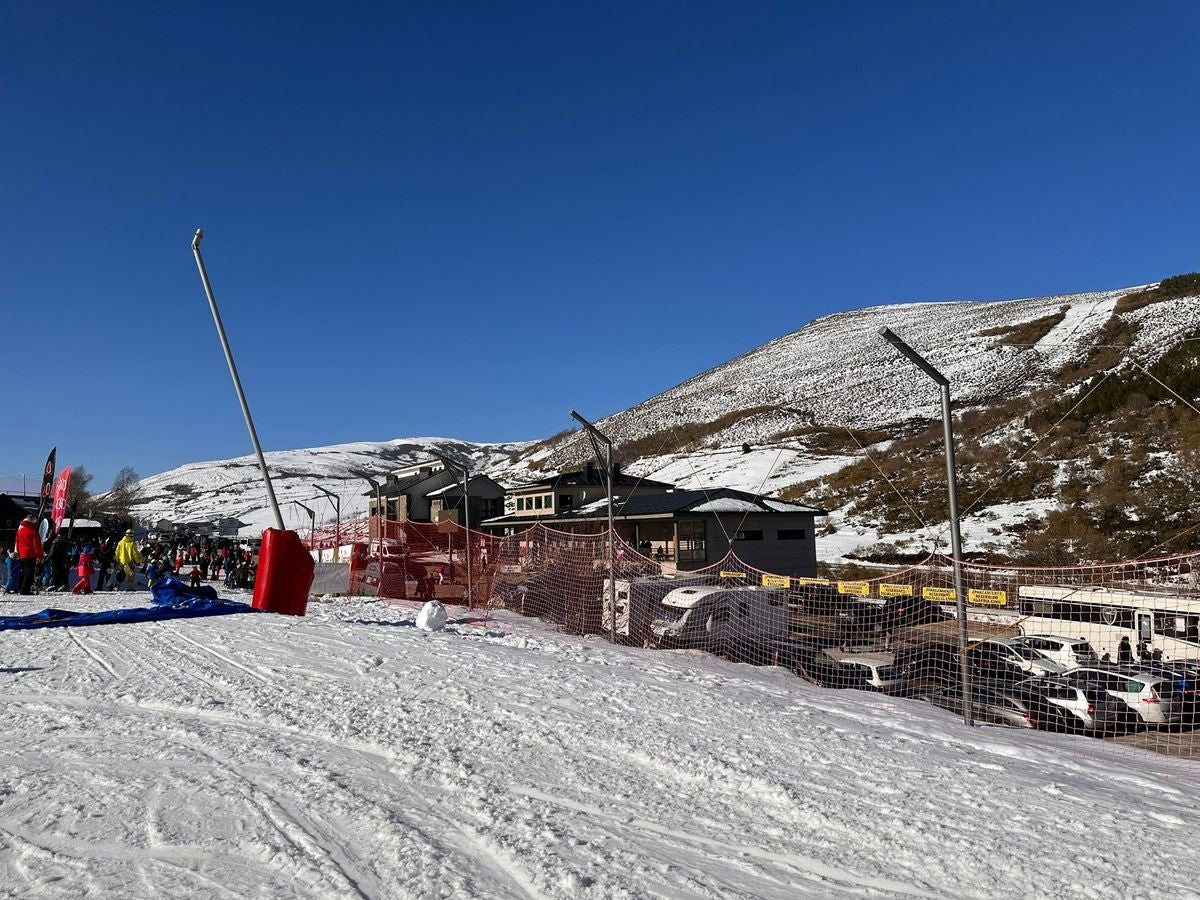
[{"left": 701, "top": 513, "right": 818, "bottom": 576}]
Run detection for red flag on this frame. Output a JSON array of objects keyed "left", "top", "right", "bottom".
[{"left": 51, "top": 467, "right": 72, "bottom": 533}]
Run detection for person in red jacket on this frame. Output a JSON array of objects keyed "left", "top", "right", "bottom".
[
  {"left": 14, "top": 515, "right": 44, "bottom": 595},
  {"left": 72, "top": 545, "right": 95, "bottom": 594}
]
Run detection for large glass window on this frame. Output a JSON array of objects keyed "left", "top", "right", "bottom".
[{"left": 677, "top": 520, "right": 707, "bottom": 563}]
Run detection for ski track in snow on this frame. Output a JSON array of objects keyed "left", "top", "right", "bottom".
[{"left": 3, "top": 592, "right": 1200, "bottom": 898}]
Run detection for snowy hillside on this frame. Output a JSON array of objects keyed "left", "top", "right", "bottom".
[
  {"left": 133, "top": 438, "right": 530, "bottom": 534},
  {"left": 543, "top": 286, "right": 1200, "bottom": 459},
  {"left": 3, "top": 591, "right": 1198, "bottom": 898},
  {"left": 127, "top": 284, "right": 1200, "bottom": 550}
]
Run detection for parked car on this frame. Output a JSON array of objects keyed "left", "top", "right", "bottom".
[
  {"left": 1010, "top": 634, "right": 1099, "bottom": 669},
  {"left": 1017, "top": 677, "right": 1140, "bottom": 735},
  {"left": 1121, "top": 663, "right": 1200, "bottom": 722},
  {"left": 838, "top": 597, "right": 949, "bottom": 645},
  {"left": 969, "top": 640, "right": 1068, "bottom": 678},
  {"left": 926, "top": 683, "right": 1066, "bottom": 730},
  {"left": 1062, "top": 668, "right": 1184, "bottom": 728},
  {"left": 819, "top": 650, "right": 906, "bottom": 694},
  {"left": 895, "top": 642, "right": 963, "bottom": 690}
]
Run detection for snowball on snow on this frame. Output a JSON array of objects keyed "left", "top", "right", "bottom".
[{"left": 416, "top": 600, "right": 448, "bottom": 632}]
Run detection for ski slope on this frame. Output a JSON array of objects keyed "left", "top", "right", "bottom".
[{"left": 2, "top": 593, "right": 1198, "bottom": 898}]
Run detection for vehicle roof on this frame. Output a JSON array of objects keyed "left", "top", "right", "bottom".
[
  {"left": 823, "top": 651, "right": 896, "bottom": 666},
  {"left": 1019, "top": 634, "right": 1092, "bottom": 645}
]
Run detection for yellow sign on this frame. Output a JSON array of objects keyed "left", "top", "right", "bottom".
[
  {"left": 762, "top": 575, "right": 791, "bottom": 589},
  {"left": 796, "top": 577, "right": 830, "bottom": 585},
  {"left": 879, "top": 583, "right": 914, "bottom": 598},
  {"left": 968, "top": 588, "right": 1008, "bottom": 607},
  {"left": 719, "top": 570, "right": 747, "bottom": 579},
  {"left": 838, "top": 580, "right": 870, "bottom": 596},
  {"left": 923, "top": 587, "right": 957, "bottom": 602}
]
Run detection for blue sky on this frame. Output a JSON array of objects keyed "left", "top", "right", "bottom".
[{"left": 2, "top": 3, "right": 1198, "bottom": 491}]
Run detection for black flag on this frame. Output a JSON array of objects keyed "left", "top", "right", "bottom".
[{"left": 35, "top": 446, "right": 56, "bottom": 545}]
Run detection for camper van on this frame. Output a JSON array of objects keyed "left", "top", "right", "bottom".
[
  {"left": 601, "top": 575, "right": 711, "bottom": 645},
  {"left": 649, "top": 584, "right": 789, "bottom": 661}
]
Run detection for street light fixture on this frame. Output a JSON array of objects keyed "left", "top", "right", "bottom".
[
  {"left": 879, "top": 326, "right": 974, "bottom": 727},
  {"left": 293, "top": 500, "right": 317, "bottom": 562},
  {"left": 432, "top": 453, "right": 473, "bottom": 606},
  {"left": 570, "top": 409, "right": 617, "bottom": 637},
  {"left": 314, "top": 485, "right": 341, "bottom": 563},
  {"left": 355, "top": 472, "right": 384, "bottom": 561}
]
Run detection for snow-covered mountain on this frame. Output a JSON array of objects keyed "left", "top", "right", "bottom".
[
  {"left": 133, "top": 438, "right": 531, "bottom": 534},
  {"left": 131, "top": 281, "right": 1200, "bottom": 551}
]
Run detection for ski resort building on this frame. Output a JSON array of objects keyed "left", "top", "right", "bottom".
[
  {"left": 481, "top": 472, "right": 827, "bottom": 576},
  {"left": 366, "top": 459, "right": 505, "bottom": 536}
]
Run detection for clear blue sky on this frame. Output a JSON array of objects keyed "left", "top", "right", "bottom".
[{"left": 2, "top": 3, "right": 1197, "bottom": 491}]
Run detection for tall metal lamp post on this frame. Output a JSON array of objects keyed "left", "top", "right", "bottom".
[
  {"left": 359, "top": 474, "right": 383, "bottom": 561},
  {"left": 569, "top": 409, "right": 617, "bottom": 638},
  {"left": 314, "top": 485, "right": 341, "bottom": 563},
  {"left": 433, "top": 453, "right": 473, "bottom": 606},
  {"left": 294, "top": 500, "right": 318, "bottom": 562},
  {"left": 879, "top": 327, "right": 974, "bottom": 727}
]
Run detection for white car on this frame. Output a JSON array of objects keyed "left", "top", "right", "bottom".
[
  {"left": 1062, "top": 668, "right": 1183, "bottom": 727},
  {"left": 1010, "top": 634, "right": 1099, "bottom": 670},
  {"left": 820, "top": 650, "right": 906, "bottom": 694}
]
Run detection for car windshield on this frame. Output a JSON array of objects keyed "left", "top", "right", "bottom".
[{"left": 1004, "top": 643, "right": 1041, "bottom": 660}]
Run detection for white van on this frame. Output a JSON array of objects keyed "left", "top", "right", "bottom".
[
  {"left": 601, "top": 575, "right": 708, "bottom": 645},
  {"left": 650, "top": 585, "right": 789, "bottom": 660}
]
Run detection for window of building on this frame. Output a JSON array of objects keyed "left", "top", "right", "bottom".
[
  {"left": 516, "top": 497, "right": 525, "bottom": 511},
  {"left": 543, "top": 494, "right": 553, "bottom": 511},
  {"left": 534, "top": 496, "right": 543, "bottom": 510},
  {"left": 777, "top": 529, "right": 806, "bottom": 540},
  {"left": 677, "top": 520, "right": 707, "bottom": 563},
  {"left": 734, "top": 529, "right": 763, "bottom": 541},
  {"left": 559, "top": 494, "right": 574, "bottom": 511}
]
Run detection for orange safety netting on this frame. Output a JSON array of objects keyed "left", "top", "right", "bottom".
[{"left": 306, "top": 516, "right": 1200, "bottom": 765}]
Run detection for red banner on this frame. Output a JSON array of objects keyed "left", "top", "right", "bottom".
[{"left": 51, "top": 466, "right": 72, "bottom": 533}]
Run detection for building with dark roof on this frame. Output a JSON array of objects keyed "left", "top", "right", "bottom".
[
  {"left": 364, "top": 459, "right": 505, "bottom": 534},
  {"left": 482, "top": 476, "right": 827, "bottom": 576}
]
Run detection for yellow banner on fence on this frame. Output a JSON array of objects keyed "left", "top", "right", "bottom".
[
  {"left": 796, "top": 577, "right": 830, "bottom": 585},
  {"left": 719, "top": 570, "right": 747, "bottom": 579},
  {"left": 923, "top": 587, "right": 957, "bottom": 602},
  {"left": 879, "top": 583, "right": 914, "bottom": 597},
  {"left": 838, "top": 580, "right": 871, "bottom": 596},
  {"left": 762, "top": 575, "right": 791, "bottom": 589},
  {"left": 968, "top": 588, "right": 1008, "bottom": 606}
]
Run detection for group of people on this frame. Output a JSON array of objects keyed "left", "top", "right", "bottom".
[{"left": 3, "top": 517, "right": 258, "bottom": 595}]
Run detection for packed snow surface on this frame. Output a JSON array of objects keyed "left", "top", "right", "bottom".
[{"left": 3, "top": 592, "right": 1199, "bottom": 898}]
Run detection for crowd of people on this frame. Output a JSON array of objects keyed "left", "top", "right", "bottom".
[{"left": 3, "top": 516, "right": 258, "bottom": 596}]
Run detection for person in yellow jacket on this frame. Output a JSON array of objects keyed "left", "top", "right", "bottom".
[{"left": 114, "top": 529, "right": 143, "bottom": 591}]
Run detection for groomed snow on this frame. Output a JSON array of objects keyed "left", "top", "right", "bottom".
[{"left": 3, "top": 592, "right": 1199, "bottom": 898}]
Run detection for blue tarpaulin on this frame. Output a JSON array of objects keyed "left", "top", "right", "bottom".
[{"left": 0, "top": 576, "right": 256, "bottom": 632}]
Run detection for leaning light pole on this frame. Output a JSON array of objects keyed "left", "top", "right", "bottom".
[
  {"left": 879, "top": 327, "right": 974, "bottom": 727},
  {"left": 570, "top": 410, "right": 617, "bottom": 638},
  {"left": 433, "top": 453, "right": 473, "bottom": 606},
  {"left": 192, "top": 229, "right": 284, "bottom": 531}
]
